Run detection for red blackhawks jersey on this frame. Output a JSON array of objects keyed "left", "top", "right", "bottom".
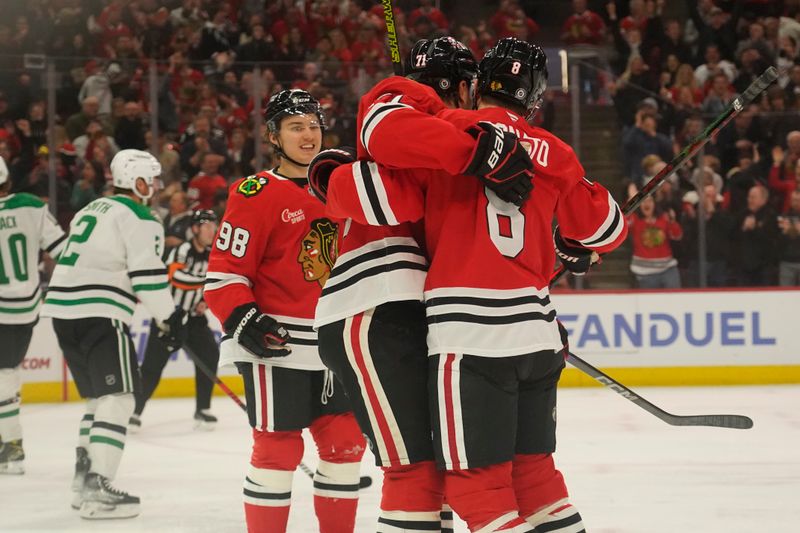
[
  {"left": 326, "top": 106, "right": 628, "bottom": 357},
  {"left": 205, "top": 170, "right": 338, "bottom": 370},
  {"left": 314, "top": 75, "right": 478, "bottom": 327}
]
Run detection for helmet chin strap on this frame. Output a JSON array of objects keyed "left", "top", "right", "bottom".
[{"left": 276, "top": 140, "right": 310, "bottom": 168}]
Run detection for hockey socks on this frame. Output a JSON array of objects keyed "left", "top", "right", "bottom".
[
  {"left": 444, "top": 462, "right": 533, "bottom": 532},
  {"left": 512, "top": 454, "right": 585, "bottom": 533},
  {"left": 88, "top": 393, "right": 133, "bottom": 479},
  {"left": 243, "top": 466, "right": 293, "bottom": 533},
  {"left": 0, "top": 368, "right": 22, "bottom": 443},
  {"left": 378, "top": 461, "right": 446, "bottom": 533},
  {"left": 313, "top": 460, "right": 361, "bottom": 533},
  {"left": 78, "top": 399, "right": 98, "bottom": 448},
  {"left": 308, "top": 414, "right": 365, "bottom": 533}
]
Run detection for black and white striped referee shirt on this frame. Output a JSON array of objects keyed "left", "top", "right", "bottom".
[{"left": 165, "top": 240, "right": 209, "bottom": 315}]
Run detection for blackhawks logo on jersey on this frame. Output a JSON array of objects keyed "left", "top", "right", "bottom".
[
  {"left": 237, "top": 175, "right": 269, "bottom": 198},
  {"left": 297, "top": 218, "right": 338, "bottom": 287}
]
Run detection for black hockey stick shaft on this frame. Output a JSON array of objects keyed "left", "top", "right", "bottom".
[
  {"left": 566, "top": 352, "right": 754, "bottom": 429},
  {"left": 382, "top": 0, "right": 404, "bottom": 76},
  {"left": 183, "top": 345, "right": 373, "bottom": 488},
  {"left": 550, "top": 66, "right": 779, "bottom": 285}
]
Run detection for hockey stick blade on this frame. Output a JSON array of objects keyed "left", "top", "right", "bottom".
[
  {"left": 184, "top": 347, "right": 375, "bottom": 486},
  {"left": 567, "top": 352, "right": 754, "bottom": 430}
]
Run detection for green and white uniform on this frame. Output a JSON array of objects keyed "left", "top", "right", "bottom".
[
  {"left": 0, "top": 193, "right": 66, "bottom": 324},
  {"left": 41, "top": 195, "right": 174, "bottom": 324},
  {"left": 0, "top": 192, "right": 65, "bottom": 471}
]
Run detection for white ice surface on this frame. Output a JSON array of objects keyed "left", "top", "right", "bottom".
[{"left": 2, "top": 385, "right": 799, "bottom": 532}]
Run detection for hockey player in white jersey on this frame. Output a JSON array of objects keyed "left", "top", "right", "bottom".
[
  {"left": 41, "top": 149, "right": 186, "bottom": 519},
  {"left": 0, "top": 156, "right": 66, "bottom": 474}
]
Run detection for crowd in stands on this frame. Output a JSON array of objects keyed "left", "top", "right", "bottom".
[
  {"left": 562, "top": 0, "right": 800, "bottom": 288},
  {"left": 0, "top": 0, "right": 798, "bottom": 288}
]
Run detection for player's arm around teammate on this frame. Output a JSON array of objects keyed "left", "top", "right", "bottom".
[
  {"left": 0, "top": 156, "right": 66, "bottom": 475},
  {"left": 204, "top": 90, "right": 365, "bottom": 533},
  {"left": 319, "top": 39, "right": 627, "bottom": 533}
]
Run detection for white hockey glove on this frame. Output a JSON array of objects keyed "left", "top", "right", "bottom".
[
  {"left": 156, "top": 308, "right": 188, "bottom": 352},
  {"left": 223, "top": 303, "right": 292, "bottom": 358}
]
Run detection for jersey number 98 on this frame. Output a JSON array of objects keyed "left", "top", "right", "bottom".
[{"left": 216, "top": 221, "right": 250, "bottom": 258}]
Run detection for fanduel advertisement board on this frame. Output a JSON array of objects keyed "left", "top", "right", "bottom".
[{"left": 551, "top": 289, "right": 800, "bottom": 367}]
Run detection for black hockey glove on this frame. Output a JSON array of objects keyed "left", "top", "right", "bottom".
[
  {"left": 557, "top": 319, "right": 570, "bottom": 361},
  {"left": 308, "top": 147, "right": 357, "bottom": 203},
  {"left": 463, "top": 122, "right": 534, "bottom": 207},
  {"left": 223, "top": 303, "right": 291, "bottom": 358},
  {"left": 554, "top": 227, "right": 594, "bottom": 276},
  {"left": 156, "top": 308, "right": 188, "bottom": 352}
]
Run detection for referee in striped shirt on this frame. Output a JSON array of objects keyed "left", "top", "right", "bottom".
[{"left": 132, "top": 210, "right": 220, "bottom": 430}]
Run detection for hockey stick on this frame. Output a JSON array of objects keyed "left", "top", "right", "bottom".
[
  {"left": 547, "top": 69, "right": 776, "bottom": 429},
  {"left": 566, "top": 352, "right": 754, "bottom": 429},
  {"left": 382, "top": 0, "right": 404, "bottom": 76},
  {"left": 183, "top": 346, "right": 373, "bottom": 488},
  {"left": 550, "top": 66, "right": 779, "bottom": 285}
]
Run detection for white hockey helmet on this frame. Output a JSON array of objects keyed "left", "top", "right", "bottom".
[
  {"left": 0, "top": 156, "right": 8, "bottom": 186},
  {"left": 110, "top": 149, "right": 161, "bottom": 200}
]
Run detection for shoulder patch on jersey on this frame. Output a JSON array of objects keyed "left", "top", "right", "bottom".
[
  {"left": 237, "top": 175, "right": 269, "bottom": 198},
  {"left": 0, "top": 192, "right": 46, "bottom": 211}
]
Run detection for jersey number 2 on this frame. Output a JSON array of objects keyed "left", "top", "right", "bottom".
[
  {"left": 59, "top": 215, "right": 97, "bottom": 267},
  {"left": 216, "top": 221, "right": 250, "bottom": 258},
  {"left": 485, "top": 188, "right": 525, "bottom": 258}
]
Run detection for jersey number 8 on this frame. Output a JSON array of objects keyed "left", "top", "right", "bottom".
[
  {"left": 216, "top": 221, "right": 250, "bottom": 258},
  {"left": 485, "top": 188, "right": 525, "bottom": 258}
]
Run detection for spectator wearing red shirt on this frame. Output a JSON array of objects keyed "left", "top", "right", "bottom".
[
  {"left": 408, "top": 0, "right": 448, "bottom": 31},
  {"left": 620, "top": 0, "right": 650, "bottom": 36},
  {"left": 490, "top": 0, "right": 539, "bottom": 40},
  {"left": 768, "top": 144, "right": 799, "bottom": 214},
  {"left": 271, "top": 7, "right": 315, "bottom": 49},
  {"left": 561, "top": 0, "right": 605, "bottom": 46},
  {"left": 627, "top": 195, "right": 683, "bottom": 288},
  {"left": 188, "top": 153, "right": 227, "bottom": 210},
  {"left": 349, "top": 25, "right": 383, "bottom": 75}
]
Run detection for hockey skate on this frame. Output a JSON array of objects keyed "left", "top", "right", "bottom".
[
  {"left": 193, "top": 410, "right": 217, "bottom": 431},
  {"left": 128, "top": 414, "right": 142, "bottom": 433},
  {"left": 79, "top": 473, "right": 140, "bottom": 519},
  {"left": 71, "top": 446, "right": 90, "bottom": 510},
  {"left": 0, "top": 439, "right": 24, "bottom": 475}
]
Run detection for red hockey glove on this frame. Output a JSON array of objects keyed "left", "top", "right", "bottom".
[
  {"left": 554, "top": 227, "right": 594, "bottom": 276},
  {"left": 557, "top": 319, "right": 570, "bottom": 361},
  {"left": 223, "top": 303, "right": 291, "bottom": 358},
  {"left": 462, "top": 122, "right": 534, "bottom": 207},
  {"left": 308, "top": 147, "right": 356, "bottom": 203}
]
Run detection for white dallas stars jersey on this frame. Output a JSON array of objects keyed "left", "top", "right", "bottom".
[
  {"left": 41, "top": 195, "right": 175, "bottom": 325},
  {"left": 0, "top": 193, "right": 66, "bottom": 324}
]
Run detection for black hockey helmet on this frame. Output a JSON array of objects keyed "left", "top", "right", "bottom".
[
  {"left": 191, "top": 209, "right": 218, "bottom": 226},
  {"left": 478, "top": 38, "right": 548, "bottom": 117},
  {"left": 405, "top": 37, "right": 478, "bottom": 101},
  {"left": 264, "top": 89, "right": 326, "bottom": 134}
]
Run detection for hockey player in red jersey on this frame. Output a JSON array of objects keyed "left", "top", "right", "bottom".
[
  {"left": 320, "top": 38, "right": 628, "bottom": 532},
  {"left": 204, "top": 90, "right": 365, "bottom": 533},
  {"left": 309, "top": 37, "right": 535, "bottom": 533}
]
